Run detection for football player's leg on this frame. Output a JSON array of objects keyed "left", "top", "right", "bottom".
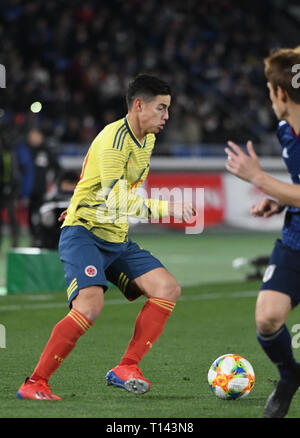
[
  {"left": 18, "top": 226, "right": 107, "bottom": 400},
  {"left": 121, "top": 268, "right": 180, "bottom": 365},
  {"left": 106, "top": 243, "right": 180, "bottom": 393},
  {"left": 17, "top": 286, "right": 103, "bottom": 401},
  {"left": 106, "top": 269, "right": 180, "bottom": 393},
  {"left": 108, "top": 241, "right": 180, "bottom": 366},
  {"left": 106, "top": 268, "right": 179, "bottom": 394},
  {"left": 132, "top": 266, "right": 181, "bottom": 301},
  {"left": 72, "top": 285, "right": 104, "bottom": 322},
  {"left": 257, "top": 240, "right": 300, "bottom": 380},
  {"left": 18, "top": 286, "right": 104, "bottom": 400},
  {"left": 256, "top": 290, "right": 300, "bottom": 417},
  {"left": 256, "top": 289, "right": 291, "bottom": 334},
  {"left": 119, "top": 267, "right": 180, "bottom": 364},
  {"left": 256, "top": 289, "right": 296, "bottom": 380}
]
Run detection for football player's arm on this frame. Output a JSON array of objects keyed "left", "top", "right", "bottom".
[{"left": 225, "top": 140, "right": 300, "bottom": 209}]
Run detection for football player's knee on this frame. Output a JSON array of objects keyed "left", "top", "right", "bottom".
[
  {"left": 72, "top": 287, "right": 104, "bottom": 322},
  {"left": 82, "top": 304, "right": 102, "bottom": 323},
  {"left": 173, "top": 281, "right": 182, "bottom": 301},
  {"left": 255, "top": 309, "right": 282, "bottom": 335},
  {"left": 159, "top": 279, "right": 181, "bottom": 302}
]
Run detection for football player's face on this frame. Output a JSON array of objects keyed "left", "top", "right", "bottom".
[
  {"left": 267, "top": 82, "right": 288, "bottom": 120},
  {"left": 140, "top": 95, "right": 171, "bottom": 134}
]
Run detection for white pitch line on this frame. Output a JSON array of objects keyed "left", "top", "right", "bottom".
[{"left": 0, "top": 290, "right": 257, "bottom": 312}]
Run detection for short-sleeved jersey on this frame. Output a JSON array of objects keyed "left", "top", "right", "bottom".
[
  {"left": 277, "top": 120, "right": 300, "bottom": 250},
  {"left": 62, "top": 116, "right": 169, "bottom": 243}
]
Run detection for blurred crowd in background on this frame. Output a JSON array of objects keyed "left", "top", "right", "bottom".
[
  {"left": 0, "top": 0, "right": 296, "bottom": 248},
  {"left": 0, "top": 0, "right": 287, "bottom": 154}
]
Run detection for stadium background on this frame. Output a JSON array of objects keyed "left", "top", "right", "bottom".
[{"left": 1, "top": 0, "right": 300, "bottom": 419}]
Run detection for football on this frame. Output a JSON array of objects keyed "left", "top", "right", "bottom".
[{"left": 208, "top": 354, "right": 255, "bottom": 400}]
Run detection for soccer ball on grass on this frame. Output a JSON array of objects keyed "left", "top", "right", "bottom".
[{"left": 208, "top": 354, "right": 255, "bottom": 400}]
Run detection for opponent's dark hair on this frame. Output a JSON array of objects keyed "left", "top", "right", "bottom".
[{"left": 126, "top": 74, "right": 171, "bottom": 109}]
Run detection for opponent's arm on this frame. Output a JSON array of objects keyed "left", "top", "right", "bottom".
[
  {"left": 250, "top": 198, "right": 285, "bottom": 218},
  {"left": 225, "top": 140, "right": 300, "bottom": 208}
]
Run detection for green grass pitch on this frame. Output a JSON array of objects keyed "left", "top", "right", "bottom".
[{"left": 0, "top": 230, "right": 300, "bottom": 418}]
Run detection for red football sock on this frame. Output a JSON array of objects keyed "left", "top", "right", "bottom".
[
  {"left": 30, "top": 308, "right": 92, "bottom": 382},
  {"left": 120, "top": 297, "right": 176, "bottom": 366}
]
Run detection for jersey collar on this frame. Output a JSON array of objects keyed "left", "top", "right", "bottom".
[
  {"left": 124, "top": 117, "right": 147, "bottom": 148},
  {"left": 290, "top": 125, "right": 300, "bottom": 138}
]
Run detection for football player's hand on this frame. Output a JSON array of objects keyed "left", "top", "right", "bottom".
[
  {"left": 169, "top": 202, "right": 196, "bottom": 222},
  {"left": 225, "top": 140, "right": 263, "bottom": 184},
  {"left": 58, "top": 210, "right": 67, "bottom": 222},
  {"left": 250, "top": 198, "right": 283, "bottom": 218}
]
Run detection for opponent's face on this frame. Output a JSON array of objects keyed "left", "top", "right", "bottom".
[
  {"left": 139, "top": 95, "right": 171, "bottom": 134},
  {"left": 267, "top": 82, "right": 288, "bottom": 120}
]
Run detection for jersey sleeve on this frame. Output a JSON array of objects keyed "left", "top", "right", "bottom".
[{"left": 125, "top": 191, "right": 169, "bottom": 220}]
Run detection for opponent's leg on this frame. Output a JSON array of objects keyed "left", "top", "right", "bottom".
[
  {"left": 256, "top": 290, "right": 300, "bottom": 417},
  {"left": 106, "top": 268, "right": 180, "bottom": 394},
  {"left": 17, "top": 286, "right": 104, "bottom": 400}
]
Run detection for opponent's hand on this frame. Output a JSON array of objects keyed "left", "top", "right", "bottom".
[
  {"left": 250, "top": 198, "right": 282, "bottom": 218},
  {"left": 169, "top": 202, "right": 196, "bottom": 222},
  {"left": 225, "top": 140, "right": 263, "bottom": 184},
  {"left": 58, "top": 210, "right": 67, "bottom": 222}
]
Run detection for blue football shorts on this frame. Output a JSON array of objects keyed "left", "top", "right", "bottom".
[
  {"left": 260, "top": 239, "right": 300, "bottom": 308},
  {"left": 59, "top": 225, "right": 164, "bottom": 307}
]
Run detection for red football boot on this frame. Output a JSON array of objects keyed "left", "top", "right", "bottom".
[
  {"left": 17, "top": 377, "right": 61, "bottom": 401},
  {"left": 106, "top": 364, "right": 150, "bottom": 394}
]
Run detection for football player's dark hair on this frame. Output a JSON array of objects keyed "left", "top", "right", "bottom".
[{"left": 126, "top": 74, "right": 171, "bottom": 109}]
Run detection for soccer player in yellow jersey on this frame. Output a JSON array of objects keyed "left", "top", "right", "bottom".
[{"left": 17, "top": 74, "right": 194, "bottom": 400}]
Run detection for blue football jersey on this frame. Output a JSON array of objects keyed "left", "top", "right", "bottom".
[{"left": 277, "top": 120, "right": 300, "bottom": 250}]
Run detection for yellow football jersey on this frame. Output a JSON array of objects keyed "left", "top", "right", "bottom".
[{"left": 62, "top": 116, "right": 169, "bottom": 243}]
